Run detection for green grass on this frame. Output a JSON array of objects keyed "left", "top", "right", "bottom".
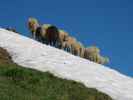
[{"left": 0, "top": 48, "right": 113, "bottom": 100}]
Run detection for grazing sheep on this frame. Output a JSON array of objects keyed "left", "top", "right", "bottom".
[
  {"left": 28, "top": 17, "right": 39, "bottom": 39},
  {"left": 45, "top": 25, "right": 60, "bottom": 47}
]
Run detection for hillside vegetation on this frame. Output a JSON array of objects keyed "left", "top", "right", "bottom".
[{"left": 0, "top": 47, "right": 112, "bottom": 100}]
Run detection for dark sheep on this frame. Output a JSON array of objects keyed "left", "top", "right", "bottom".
[
  {"left": 45, "top": 25, "right": 60, "bottom": 47},
  {"left": 35, "top": 26, "right": 43, "bottom": 42}
]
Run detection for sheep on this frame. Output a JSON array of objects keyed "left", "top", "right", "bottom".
[
  {"left": 83, "top": 46, "right": 109, "bottom": 64},
  {"left": 35, "top": 24, "right": 65, "bottom": 48},
  {"left": 27, "top": 18, "right": 70, "bottom": 49},
  {"left": 72, "top": 41, "right": 83, "bottom": 56},
  {"left": 35, "top": 24, "right": 51, "bottom": 43},
  {"left": 35, "top": 26, "right": 43, "bottom": 42},
  {"left": 58, "top": 29, "right": 69, "bottom": 49},
  {"left": 78, "top": 42, "right": 85, "bottom": 58},
  {"left": 62, "top": 36, "right": 85, "bottom": 57},
  {"left": 27, "top": 18, "right": 109, "bottom": 65},
  {"left": 84, "top": 46, "right": 100, "bottom": 63},
  {"left": 62, "top": 36, "right": 76, "bottom": 53},
  {"left": 28, "top": 17, "right": 39, "bottom": 39},
  {"left": 45, "top": 25, "right": 60, "bottom": 47}
]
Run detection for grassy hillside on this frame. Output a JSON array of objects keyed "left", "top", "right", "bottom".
[{"left": 0, "top": 47, "right": 113, "bottom": 100}]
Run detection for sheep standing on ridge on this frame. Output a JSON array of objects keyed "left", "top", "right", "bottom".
[
  {"left": 83, "top": 46, "right": 109, "bottom": 64},
  {"left": 35, "top": 24, "right": 60, "bottom": 47},
  {"left": 84, "top": 46, "right": 100, "bottom": 63},
  {"left": 62, "top": 36, "right": 76, "bottom": 53},
  {"left": 35, "top": 24, "right": 51, "bottom": 43},
  {"left": 62, "top": 37, "right": 85, "bottom": 57},
  {"left": 28, "top": 17, "right": 39, "bottom": 39},
  {"left": 35, "top": 26, "right": 43, "bottom": 42},
  {"left": 35, "top": 23, "right": 63, "bottom": 48},
  {"left": 78, "top": 42, "right": 85, "bottom": 58},
  {"left": 58, "top": 30, "right": 69, "bottom": 49},
  {"left": 45, "top": 25, "right": 60, "bottom": 47},
  {"left": 73, "top": 41, "right": 84, "bottom": 57}
]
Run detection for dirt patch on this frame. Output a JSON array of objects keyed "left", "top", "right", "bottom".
[{"left": 0, "top": 47, "right": 13, "bottom": 64}]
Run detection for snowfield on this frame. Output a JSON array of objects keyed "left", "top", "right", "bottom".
[{"left": 0, "top": 28, "right": 133, "bottom": 100}]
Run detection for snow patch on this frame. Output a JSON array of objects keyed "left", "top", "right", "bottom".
[{"left": 0, "top": 28, "right": 133, "bottom": 100}]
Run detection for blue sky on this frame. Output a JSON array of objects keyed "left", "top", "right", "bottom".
[{"left": 0, "top": 0, "right": 133, "bottom": 77}]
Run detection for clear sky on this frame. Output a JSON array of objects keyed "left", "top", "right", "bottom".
[{"left": 0, "top": 0, "right": 133, "bottom": 77}]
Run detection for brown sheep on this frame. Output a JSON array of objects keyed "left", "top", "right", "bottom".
[
  {"left": 38, "top": 26, "right": 69, "bottom": 48},
  {"left": 72, "top": 41, "right": 83, "bottom": 56},
  {"left": 35, "top": 26, "right": 43, "bottom": 42},
  {"left": 58, "top": 30, "right": 69, "bottom": 49},
  {"left": 45, "top": 25, "right": 60, "bottom": 47},
  {"left": 35, "top": 24, "right": 60, "bottom": 46},
  {"left": 35, "top": 24, "right": 50, "bottom": 43},
  {"left": 84, "top": 47, "right": 100, "bottom": 63},
  {"left": 62, "top": 36, "right": 76, "bottom": 53},
  {"left": 62, "top": 37, "right": 84, "bottom": 57},
  {"left": 78, "top": 42, "right": 85, "bottom": 58},
  {"left": 83, "top": 47, "right": 109, "bottom": 64},
  {"left": 33, "top": 22, "right": 69, "bottom": 49}
]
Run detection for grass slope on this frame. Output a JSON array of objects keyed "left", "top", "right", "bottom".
[{"left": 0, "top": 47, "right": 113, "bottom": 100}]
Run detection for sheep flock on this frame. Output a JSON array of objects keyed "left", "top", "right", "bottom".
[
  {"left": 6, "top": 17, "right": 109, "bottom": 65},
  {"left": 27, "top": 17, "right": 109, "bottom": 65}
]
